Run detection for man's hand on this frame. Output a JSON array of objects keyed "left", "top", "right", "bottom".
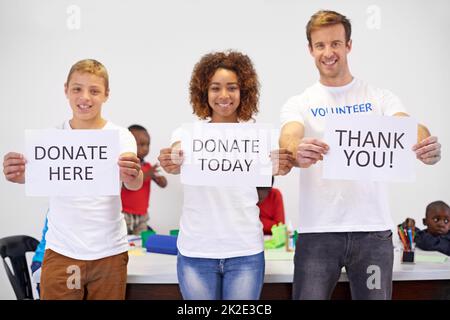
[
  {"left": 158, "top": 148, "right": 184, "bottom": 174},
  {"left": 271, "top": 149, "right": 295, "bottom": 176},
  {"left": 412, "top": 136, "right": 441, "bottom": 165},
  {"left": 3, "top": 152, "right": 26, "bottom": 184},
  {"left": 296, "top": 138, "right": 329, "bottom": 168}
]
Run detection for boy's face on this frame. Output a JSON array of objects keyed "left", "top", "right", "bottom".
[
  {"left": 131, "top": 129, "right": 150, "bottom": 160},
  {"left": 423, "top": 208, "right": 450, "bottom": 236},
  {"left": 64, "top": 71, "right": 108, "bottom": 124},
  {"left": 208, "top": 68, "right": 240, "bottom": 123},
  {"left": 309, "top": 23, "right": 352, "bottom": 85}
]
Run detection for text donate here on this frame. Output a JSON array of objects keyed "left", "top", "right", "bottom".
[
  {"left": 25, "top": 129, "right": 120, "bottom": 197},
  {"left": 34, "top": 145, "right": 108, "bottom": 180}
]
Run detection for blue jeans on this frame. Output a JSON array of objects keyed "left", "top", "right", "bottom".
[
  {"left": 30, "top": 261, "right": 42, "bottom": 298},
  {"left": 293, "top": 231, "right": 394, "bottom": 300},
  {"left": 177, "top": 252, "right": 265, "bottom": 300}
]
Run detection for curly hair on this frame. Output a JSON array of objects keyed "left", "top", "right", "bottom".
[{"left": 189, "top": 50, "right": 260, "bottom": 121}]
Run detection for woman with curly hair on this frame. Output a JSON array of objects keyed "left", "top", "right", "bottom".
[{"left": 159, "top": 50, "right": 293, "bottom": 300}]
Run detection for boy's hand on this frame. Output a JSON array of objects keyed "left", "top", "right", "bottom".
[
  {"left": 158, "top": 148, "right": 184, "bottom": 174},
  {"left": 143, "top": 163, "right": 163, "bottom": 180},
  {"left": 118, "top": 153, "right": 142, "bottom": 186},
  {"left": 271, "top": 149, "right": 295, "bottom": 176},
  {"left": 3, "top": 152, "right": 26, "bottom": 184},
  {"left": 296, "top": 138, "right": 329, "bottom": 168},
  {"left": 149, "top": 163, "right": 161, "bottom": 178},
  {"left": 412, "top": 136, "right": 441, "bottom": 165}
]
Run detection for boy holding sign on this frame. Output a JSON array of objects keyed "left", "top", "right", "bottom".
[
  {"left": 3, "top": 59, "right": 143, "bottom": 299},
  {"left": 279, "top": 11, "right": 441, "bottom": 299},
  {"left": 159, "top": 51, "right": 293, "bottom": 300}
]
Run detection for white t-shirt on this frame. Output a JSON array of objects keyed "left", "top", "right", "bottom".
[
  {"left": 45, "top": 120, "right": 136, "bottom": 260},
  {"left": 171, "top": 125, "right": 264, "bottom": 259},
  {"left": 280, "top": 78, "right": 407, "bottom": 233}
]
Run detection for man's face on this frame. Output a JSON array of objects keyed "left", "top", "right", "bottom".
[
  {"left": 309, "top": 24, "right": 352, "bottom": 85},
  {"left": 423, "top": 208, "right": 450, "bottom": 236}
]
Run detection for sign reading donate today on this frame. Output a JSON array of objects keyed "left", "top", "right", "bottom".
[
  {"left": 322, "top": 115, "right": 417, "bottom": 182},
  {"left": 180, "top": 123, "right": 273, "bottom": 187},
  {"left": 25, "top": 129, "right": 120, "bottom": 196}
]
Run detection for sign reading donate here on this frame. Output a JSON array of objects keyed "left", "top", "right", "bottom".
[
  {"left": 180, "top": 123, "right": 273, "bottom": 187},
  {"left": 25, "top": 129, "right": 120, "bottom": 196},
  {"left": 322, "top": 115, "right": 417, "bottom": 182}
]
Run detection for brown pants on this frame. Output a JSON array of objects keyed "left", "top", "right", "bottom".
[{"left": 40, "top": 249, "right": 128, "bottom": 300}]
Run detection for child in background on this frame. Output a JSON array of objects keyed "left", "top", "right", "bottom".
[
  {"left": 30, "top": 215, "right": 48, "bottom": 298},
  {"left": 121, "top": 124, "right": 167, "bottom": 235},
  {"left": 401, "top": 201, "right": 450, "bottom": 256},
  {"left": 3, "top": 59, "right": 143, "bottom": 300},
  {"left": 257, "top": 176, "right": 285, "bottom": 235},
  {"left": 158, "top": 51, "right": 294, "bottom": 300},
  {"left": 416, "top": 201, "right": 450, "bottom": 255}
]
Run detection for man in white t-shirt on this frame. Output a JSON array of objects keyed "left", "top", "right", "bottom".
[{"left": 279, "top": 10, "right": 442, "bottom": 300}]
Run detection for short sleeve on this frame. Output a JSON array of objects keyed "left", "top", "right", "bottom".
[
  {"left": 280, "top": 95, "right": 305, "bottom": 127},
  {"left": 170, "top": 126, "right": 184, "bottom": 145},
  {"left": 381, "top": 89, "right": 407, "bottom": 116},
  {"left": 119, "top": 127, "right": 137, "bottom": 155}
]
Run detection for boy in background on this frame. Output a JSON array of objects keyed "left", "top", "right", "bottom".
[
  {"left": 257, "top": 176, "right": 286, "bottom": 235},
  {"left": 121, "top": 125, "right": 167, "bottom": 235},
  {"left": 30, "top": 215, "right": 48, "bottom": 298},
  {"left": 402, "top": 201, "right": 450, "bottom": 256}
]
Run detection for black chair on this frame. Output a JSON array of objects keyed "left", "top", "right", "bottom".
[{"left": 0, "top": 235, "right": 39, "bottom": 299}]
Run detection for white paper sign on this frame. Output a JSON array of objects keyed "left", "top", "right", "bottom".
[
  {"left": 322, "top": 115, "right": 417, "bottom": 182},
  {"left": 25, "top": 129, "right": 120, "bottom": 196},
  {"left": 180, "top": 123, "right": 274, "bottom": 187}
]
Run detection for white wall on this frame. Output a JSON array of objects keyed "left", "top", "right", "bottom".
[{"left": 0, "top": 0, "right": 449, "bottom": 299}]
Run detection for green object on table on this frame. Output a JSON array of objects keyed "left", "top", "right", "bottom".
[
  {"left": 141, "top": 229, "right": 156, "bottom": 247},
  {"left": 170, "top": 229, "right": 179, "bottom": 236},
  {"left": 293, "top": 230, "right": 298, "bottom": 246},
  {"left": 415, "top": 253, "right": 448, "bottom": 263},
  {"left": 264, "top": 223, "right": 287, "bottom": 249},
  {"left": 265, "top": 248, "right": 295, "bottom": 260}
]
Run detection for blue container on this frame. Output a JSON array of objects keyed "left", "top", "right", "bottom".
[{"left": 145, "top": 234, "right": 178, "bottom": 255}]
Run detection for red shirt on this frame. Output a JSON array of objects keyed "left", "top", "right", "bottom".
[
  {"left": 257, "top": 188, "right": 285, "bottom": 235},
  {"left": 121, "top": 162, "right": 152, "bottom": 215}
]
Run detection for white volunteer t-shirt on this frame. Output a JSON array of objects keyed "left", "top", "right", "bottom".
[
  {"left": 280, "top": 78, "right": 407, "bottom": 233},
  {"left": 45, "top": 120, "right": 136, "bottom": 260},
  {"left": 171, "top": 125, "right": 264, "bottom": 259}
]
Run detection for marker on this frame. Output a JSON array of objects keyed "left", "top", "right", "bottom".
[
  {"left": 407, "top": 228, "right": 414, "bottom": 250},
  {"left": 398, "top": 227, "right": 409, "bottom": 251}
]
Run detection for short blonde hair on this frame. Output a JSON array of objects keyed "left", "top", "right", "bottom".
[
  {"left": 66, "top": 59, "right": 109, "bottom": 93},
  {"left": 306, "top": 10, "right": 351, "bottom": 46}
]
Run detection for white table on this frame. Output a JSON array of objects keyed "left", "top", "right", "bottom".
[{"left": 126, "top": 247, "right": 450, "bottom": 299}]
